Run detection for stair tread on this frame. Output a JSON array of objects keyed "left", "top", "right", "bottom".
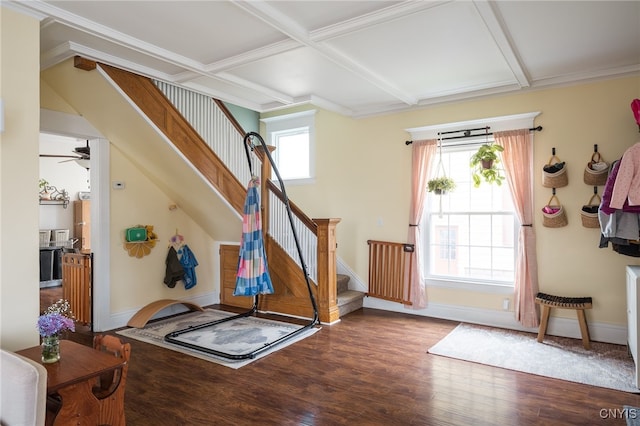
[{"left": 337, "top": 290, "right": 364, "bottom": 305}]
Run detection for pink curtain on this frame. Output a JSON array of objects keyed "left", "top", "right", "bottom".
[
  {"left": 494, "top": 129, "right": 540, "bottom": 327},
  {"left": 406, "top": 139, "right": 437, "bottom": 309}
]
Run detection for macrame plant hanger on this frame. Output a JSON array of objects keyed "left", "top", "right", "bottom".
[
  {"left": 164, "top": 132, "right": 319, "bottom": 361},
  {"left": 435, "top": 135, "right": 448, "bottom": 218}
]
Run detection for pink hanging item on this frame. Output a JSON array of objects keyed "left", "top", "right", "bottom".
[{"left": 632, "top": 99, "right": 640, "bottom": 129}]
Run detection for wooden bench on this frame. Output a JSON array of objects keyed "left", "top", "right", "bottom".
[{"left": 535, "top": 292, "right": 593, "bottom": 349}]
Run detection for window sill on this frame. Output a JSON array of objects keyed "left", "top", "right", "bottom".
[{"left": 426, "top": 277, "right": 514, "bottom": 294}]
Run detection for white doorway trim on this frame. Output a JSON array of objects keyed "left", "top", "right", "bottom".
[{"left": 40, "top": 108, "right": 111, "bottom": 331}]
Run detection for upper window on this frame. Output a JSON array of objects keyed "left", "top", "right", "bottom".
[
  {"left": 421, "top": 142, "right": 517, "bottom": 290},
  {"left": 261, "top": 111, "right": 316, "bottom": 184}
]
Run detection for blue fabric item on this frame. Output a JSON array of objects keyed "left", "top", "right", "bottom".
[
  {"left": 178, "top": 244, "right": 198, "bottom": 290},
  {"left": 234, "top": 177, "right": 274, "bottom": 296}
]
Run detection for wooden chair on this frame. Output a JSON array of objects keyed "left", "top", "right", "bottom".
[{"left": 92, "top": 335, "right": 131, "bottom": 426}]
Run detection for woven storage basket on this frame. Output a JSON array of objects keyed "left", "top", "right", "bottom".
[
  {"left": 39, "top": 229, "right": 51, "bottom": 246},
  {"left": 542, "top": 154, "right": 568, "bottom": 188},
  {"left": 583, "top": 152, "right": 609, "bottom": 186},
  {"left": 580, "top": 193, "right": 601, "bottom": 228},
  {"left": 52, "top": 229, "right": 69, "bottom": 244},
  {"left": 542, "top": 194, "right": 568, "bottom": 228}
]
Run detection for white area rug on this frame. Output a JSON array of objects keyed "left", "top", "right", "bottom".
[
  {"left": 118, "top": 309, "right": 319, "bottom": 369},
  {"left": 428, "top": 323, "right": 639, "bottom": 393}
]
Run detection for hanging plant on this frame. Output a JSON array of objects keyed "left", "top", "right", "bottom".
[
  {"left": 470, "top": 143, "right": 505, "bottom": 187},
  {"left": 427, "top": 176, "right": 456, "bottom": 195}
]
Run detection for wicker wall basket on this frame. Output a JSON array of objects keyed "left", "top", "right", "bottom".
[
  {"left": 580, "top": 193, "right": 601, "bottom": 228},
  {"left": 583, "top": 153, "right": 609, "bottom": 186},
  {"left": 542, "top": 155, "right": 568, "bottom": 188},
  {"left": 542, "top": 195, "right": 568, "bottom": 228},
  {"left": 580, "top": 211, "right": 599, "bottom": 228}
]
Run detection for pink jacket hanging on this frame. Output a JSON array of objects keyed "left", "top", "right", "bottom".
[{"left": 611, "top": 142, "right": 640, "bottom": 209}]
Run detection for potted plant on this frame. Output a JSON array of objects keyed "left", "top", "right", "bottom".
[
  {"left": 470, "top": 144, "right": 505, "bottom": 187},
  {"left": 39, "top": 178, "right": 51, "bottom": 200},
  {"left": 427, "top": 176, "right": 456, "bottom": 195}
]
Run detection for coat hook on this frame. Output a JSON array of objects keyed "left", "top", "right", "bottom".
[
  {"left": 593, "top": 186, "right": 598, "bottom": 194},
  {"left": 552, "top": 147, "right": 556, "bottom": 155},
  {"left": 552, "top": 188, "right": 556, "bottom": 195},
  {"left": 594, "top": 144, "right": 598, "bottom": 153}
]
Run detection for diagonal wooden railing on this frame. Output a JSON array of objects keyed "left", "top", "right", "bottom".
[{"left": 92, "top": 61, "right": 340, "bottom": 323}]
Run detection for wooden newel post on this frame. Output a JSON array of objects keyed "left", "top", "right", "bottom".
[{"left": 314, "top": 218, "right": 341, "bottom": 324}]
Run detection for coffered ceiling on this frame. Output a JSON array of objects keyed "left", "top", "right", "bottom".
[{"left": 8, "top": 0, "right": 640, "bottom": 117}]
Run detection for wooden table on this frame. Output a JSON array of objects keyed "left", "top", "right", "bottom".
[{"left": 17, "top": 339, "right": 125, "bottom": 426}]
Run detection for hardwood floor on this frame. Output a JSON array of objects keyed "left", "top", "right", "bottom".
[{"left": 41, "top": 288, "right": 640, "bottom": 425}]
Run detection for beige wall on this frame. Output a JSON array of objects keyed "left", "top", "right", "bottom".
[
  {"left": 109, "top": 145, "right": 218, "bottom": 313},
  {"left": 0, "top": 7, "right": 41, "bottom": 351},
  {"left": 1, "top": 3, "right": 639, "bottom": 351},
  {"left": 39, "top": 59, "right": 236, "bottom": 325},
  {"left": 264, "top": 76, "right": 640, "bottom": 327}
]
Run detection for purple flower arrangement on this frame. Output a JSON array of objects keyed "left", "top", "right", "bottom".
[
  {"left": 37, "top": 312, "right": 75, "bottom": 337},
  {"left": 38, "top": 299, "right": 76, "bottom": 337}
]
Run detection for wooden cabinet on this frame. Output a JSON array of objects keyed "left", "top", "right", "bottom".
[
  {"left": 627, "top": 265, "right": 640, "bottom": 389},
  {"left": 220, "top": 244, "right": 253, "bottom": 308},
  {"left": 74, "top": 200, "right": 90, "bottom": 252}
]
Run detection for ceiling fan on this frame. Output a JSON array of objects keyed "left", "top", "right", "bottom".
[{"left": 40, "top": 141, "right": 90, "bottom": 169}]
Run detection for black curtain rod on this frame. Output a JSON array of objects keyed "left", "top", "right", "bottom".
[{"left": 405, "top": 125, "right": 542, "bottom": 145}]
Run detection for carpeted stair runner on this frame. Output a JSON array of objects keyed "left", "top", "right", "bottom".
[{"left": 337, "top": 274, "right": 364, "bottom": 317}]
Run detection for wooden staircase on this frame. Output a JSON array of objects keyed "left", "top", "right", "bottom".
[
  {"left": 336, "top": 274, "right": 364, "bottom": 317},
  {"left": 90, "top": 59, "right": 346, "bottom": 324}
]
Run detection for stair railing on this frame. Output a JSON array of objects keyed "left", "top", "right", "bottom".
[
  {"left": 105, "top": 71, "right": 341, "bottom": 322},
  {"left": 153, "top": 81, "right": 261, "bottom": 190},
  {"left": 154, "top": 80, "right": 321, "bottom": 283},
  {"left": 267, "top": 181, "right": 318, "bottom": 283}
]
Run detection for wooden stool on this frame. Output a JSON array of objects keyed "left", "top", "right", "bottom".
[{"left": 535, "top": 292, "right": 593, "bottom": 349}]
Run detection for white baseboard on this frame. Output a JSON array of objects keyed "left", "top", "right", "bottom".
[
  {"left": 105, "top": 285, "right": 628, "bottom": 347},
  {"left": 363, "top": 297, "right": 628, "bottom": 345},
  {"left": 336, "top": 256, "right": 627, "bottom": 345}
]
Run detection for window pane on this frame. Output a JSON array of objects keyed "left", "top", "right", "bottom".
[
  {"left": 277, "top": 132, "right": 309, "bottom": 179},
  {"left": 423, "top": 143, "right": 516, "bottom": 286},
  {"left": 492, "top": 215, "right": 514, "bottom": 249},
  {"left": 273, "top": 128, "right": 310, "bottom": 180},
  {"left": 468, "top": 246, "right": 492, "bottom": 277},
  {"left": 469, "top": 215, "right": 491, "bottom": 246},
  {"left": 265, "top": 111, "right": 315, "bottom": 183},
  {"left": 492, "top": 247, "right": 515, "bottom": 281}
]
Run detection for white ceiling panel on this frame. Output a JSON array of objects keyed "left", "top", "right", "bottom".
[
  {"left": 42, "top": 1, "right": 287, "bottom": 64},
  {"left": 496, "top": 1, "right": 640, "bottom": 81},
  {"left": 326, "top": 1, "right": 518, "bottom": 100},
  {"left": 7, "top": 0, "right": 639, "bottom": 117},
  {"left": 227, "top": 46, "right": 399, "bottom": 110},
  {"left": 266, "top": 1, "right": 403, "bottom": 31}
]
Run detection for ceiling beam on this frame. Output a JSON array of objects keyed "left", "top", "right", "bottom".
[
  {"left": 230, "top": 0, "right": 420, "bottom": 106},
  {"left": 473, "top": 0, "right": 530, "bottom": 88}
]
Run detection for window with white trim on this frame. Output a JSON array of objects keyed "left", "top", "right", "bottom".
[
  {"left": 421, "top": 142, "right": 517, "bottom": 289},
  {"left": 261, "top": 111, "right": 316, "bottom": 184}
]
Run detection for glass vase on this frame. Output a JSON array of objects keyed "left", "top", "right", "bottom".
[{"left": 41, "top": 335, "right": 60, "bottom": 363}]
